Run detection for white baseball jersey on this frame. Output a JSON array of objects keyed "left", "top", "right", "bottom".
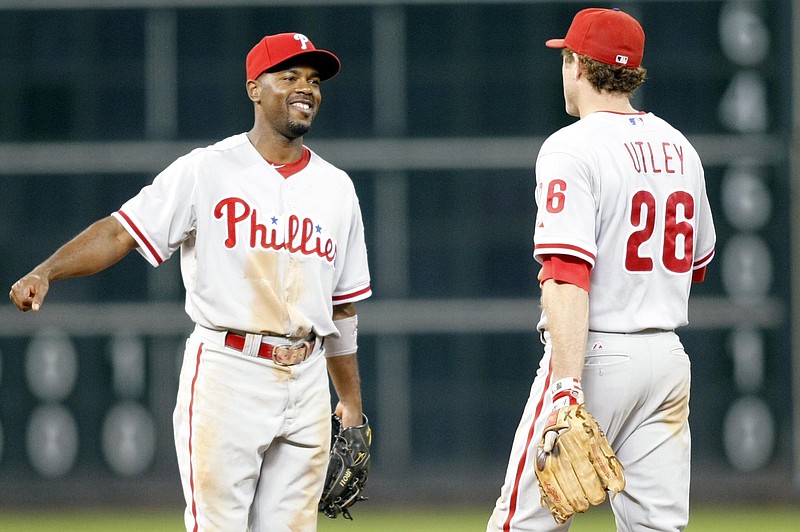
[
  {"left": 112, "top": 132, "right": 372, "bottom": 337},
  {"left": 533, "top": 111, "right": 715, "bottom": 333}
]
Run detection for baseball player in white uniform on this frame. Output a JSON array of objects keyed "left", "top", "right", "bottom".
[
  {"left": 487, "top": 9, "right": 716, "bottom": 531},
  {"left": 9, "top": 32, "right": 371, "bottom": 532}
]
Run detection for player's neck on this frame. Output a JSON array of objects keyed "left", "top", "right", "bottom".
[
  {"left": 578, "top": 91, "right": 637, "bottom": 118},
  {"left": 246, "top": 129, "right": 305, "bottom": 164}
]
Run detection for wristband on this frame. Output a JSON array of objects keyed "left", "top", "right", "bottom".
[
  {"left": 324, "top": 315, "right": 358, "bottom": 357},
  {"left": 550, "top": 377, "right": 584, "bottom": 407}
]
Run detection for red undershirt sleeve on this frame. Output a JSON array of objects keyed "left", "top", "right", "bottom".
[
  {"left": 692, "top": 266, "right": 707, "bottom": 283},
  {"left": 540, "top": 256, "right": 703, "bottom": 289},
  {"left": 539, "top": 254, "right": 592, "bottom": 293}
]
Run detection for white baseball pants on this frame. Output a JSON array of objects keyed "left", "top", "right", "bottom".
[
  {"left": 488, "top": 329, "right": 691, "bottom": 532},
  {"left": 174, "top": 325, "right": 331, "bottom": 532}
]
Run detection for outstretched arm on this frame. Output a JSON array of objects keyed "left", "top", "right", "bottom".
[
  {"left": 326, "top": 302, "right": 364, "bottom": 427},
  {"left": 9, "top": 215, "right": 138, "bottom": 312}
]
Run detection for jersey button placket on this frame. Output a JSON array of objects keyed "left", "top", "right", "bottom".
[
  {"left": 281, "top": 181, "right": 296, "bottom": 313},
  {"left": 284, "top": 183, "right": 297, "bottom": 209}
]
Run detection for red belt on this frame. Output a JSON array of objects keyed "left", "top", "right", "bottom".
[{"left": 224, "top": 332, "right": 315, "bottom": 366}]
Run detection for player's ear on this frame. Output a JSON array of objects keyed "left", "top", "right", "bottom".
[
  {"left": 246, "top": 79, "right": 260, "bottom": 102},
  {"left": 569, "top": 53, "right": 583, "bottom": 80}
]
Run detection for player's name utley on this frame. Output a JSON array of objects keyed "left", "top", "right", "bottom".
[
  {"left": 623, "top": 140, "right": 685, "bottom": 175},
  {"left": 214, "top": 197, "right": 337, "bottom": 263}
]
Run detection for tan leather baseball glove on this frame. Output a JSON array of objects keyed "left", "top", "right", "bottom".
[{"left": 534, "top": 403, "right": 625, "bottom": 524}]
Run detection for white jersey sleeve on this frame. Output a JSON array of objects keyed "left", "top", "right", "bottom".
[
  {"left": 112, "top": 154, "right": 198, "bottom": 267},
  {"left": 534, "top": 150, "right": 598, "bottom": 266},
  {"left": 331, "top": 195, "right": 372, "bottom": 305},
  {"left": 534, "top": 112, "right": 716, "bottom": 332}
]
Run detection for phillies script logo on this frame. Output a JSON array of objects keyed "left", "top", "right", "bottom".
[{"left": 214, "top": 197, "right": 336, "bottom": 263}]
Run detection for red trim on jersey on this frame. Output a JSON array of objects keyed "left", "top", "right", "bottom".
[
  {"left": 692, "top": 249, "right": 714, "bottom": 282},
  {"left": 534, "top": 243, "right": 596, "bottom": 263},
  {"left": 116, "top": 210, "right": 164, "bottom": 265},
  {"left": 503, "top": 370, "right": 552, "bottom": 531},
  {"left": 693, "top": 248, "right": 714, "bottom": 269},
  {"left": 332, "top": 285, "right": 372, "bottom": 302},
  {"left": 188, "top": 342, "right": 204, "bottom": 532},
  {"left": 268, "top": 146, "right": 311, "bottom": 178},
  {"left": 599, "top": 110, "right": 647, "bottom": 116},
  {"left": 539, "top": 254, "right": 591, "bottom": 292}
]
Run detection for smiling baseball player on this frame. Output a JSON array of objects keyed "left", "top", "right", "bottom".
[
  {"left": 487, "top": 8, "right": 716, "bottom": 531},
  {"left": 10, "top": 32, "right": 371, "bottom": 531}
]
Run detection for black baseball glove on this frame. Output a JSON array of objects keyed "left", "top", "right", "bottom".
[{"left": 318, "top": 413, "right": 372, "bottom": 519}]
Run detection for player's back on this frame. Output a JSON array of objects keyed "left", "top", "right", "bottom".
[{"left": 534, "top": 111, "right": 716, "bottom": 332}]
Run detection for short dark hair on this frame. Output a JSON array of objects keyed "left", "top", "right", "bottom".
[{"left": 563, "top": 48, "right": 647, "bottom": 95}]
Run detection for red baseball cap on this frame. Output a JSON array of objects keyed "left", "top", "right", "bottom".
[
  {"left": 546, "top": 8, "right": 645, "bottom": 68},
  {"left": 246, "top": 32, "right": 341, "bottom": 81}
]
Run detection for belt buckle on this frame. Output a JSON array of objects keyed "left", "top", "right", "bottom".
[{"left": 272, "top": 340, "right": 311, "bottom": 367}]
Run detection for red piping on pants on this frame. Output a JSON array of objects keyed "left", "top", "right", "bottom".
[
  {"left": 188, "top": 342, "right": 204, "bottom": 532},
  {"left": 502, "top": 369, "right": 552, "bottom": 531}
]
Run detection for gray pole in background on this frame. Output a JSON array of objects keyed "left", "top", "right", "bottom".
[{"left": 791, "top": 0, "right": 800, "bottom": 495}]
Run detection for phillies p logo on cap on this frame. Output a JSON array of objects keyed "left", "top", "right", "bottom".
[
  {"left": 246, "top": 32, "right": 341, "bottom": 81},
  {"left": 294, "top": 33, "right": 310, "bottom": 50}
]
